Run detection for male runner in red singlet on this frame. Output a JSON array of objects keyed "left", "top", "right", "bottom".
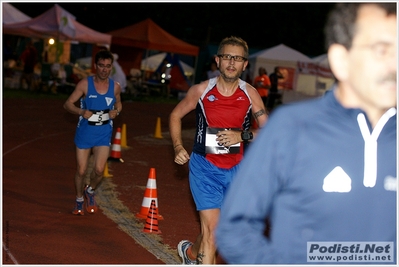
[
  {"left": 64, "top": 50, "right": 122, "bottom": 216},
  {"left": 169, "top": 36, "right": 268, "bottom": 264}
]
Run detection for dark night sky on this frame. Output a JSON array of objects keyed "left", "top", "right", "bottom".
[{"left": 9, "top": 2, "right": 336, "bottom": 57}]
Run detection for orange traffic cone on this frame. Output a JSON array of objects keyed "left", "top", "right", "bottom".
[
  {"left": 103, "top": 162, "right": 113, "bottom": 178},
  {"left": 136, "top": 168, "right": 163, "bottom": 220},
  {"left": 142, "top": 200, "right": 161, "bottom": 234},
  {"left": 108, "top": 127, "right": 124, "bottom": 163},
  {"left": 154, "top": 117, "right": 163, "bottom": 139},
  {"left": 121, "top": 123, "right": 129, "bottom": 149}
]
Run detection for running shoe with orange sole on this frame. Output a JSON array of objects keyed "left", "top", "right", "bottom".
[
  {"left": 84, "top": 185, "right": 98, "bottom": 214},
  {"left": 72, "top": 200, "right": 84, "bottom": 215}
]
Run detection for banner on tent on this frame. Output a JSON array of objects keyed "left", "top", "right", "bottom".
[{"left": 297, "top": 62, "right": 334, "bottom": 79}]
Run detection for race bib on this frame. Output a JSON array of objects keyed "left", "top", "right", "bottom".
[
  {"left": 88, "top": 109, "right": 110, "bottom": 126},
  {"left": 205, "top": 127, "right": 241, "bottom": 154}
]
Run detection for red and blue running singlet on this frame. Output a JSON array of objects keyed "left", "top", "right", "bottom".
[{"left": 192, "top": 78, "right": 252, "bottom": 169}]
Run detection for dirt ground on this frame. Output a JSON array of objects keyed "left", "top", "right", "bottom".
[{"left": 2, "top": 94, "right": 228, "bottom": 264}]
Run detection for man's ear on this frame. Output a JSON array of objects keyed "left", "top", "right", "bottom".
[
  {"left": 215, "top": 57, "right": 220, "bottom": 68},
  {"left": 328, "top": 44, "right": 349, "bottom": 82},
  {"left": 243, "top": 61, "right": 248, "bottom": 71}
]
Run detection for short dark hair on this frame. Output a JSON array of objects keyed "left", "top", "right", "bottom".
[
  {"left": 95, "top": 49, "right": 114, "bottom": 64},
  {"left": 217, "top": 36, "right": 249, "bottom": 59},
  {"left": 324, "top": 3, "right": 396, "bottom": 50}
]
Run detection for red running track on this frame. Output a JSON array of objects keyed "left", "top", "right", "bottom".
[{"left": 2, "top": 97, "right": 227, "bottom": 264}]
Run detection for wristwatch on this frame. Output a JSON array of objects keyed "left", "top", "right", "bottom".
[{"left": 241, "top": 131, "right": 253, "bottom": 142}]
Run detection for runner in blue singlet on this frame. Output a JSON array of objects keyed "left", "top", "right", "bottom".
[{"left": 64, "top": 50, "right": 122, "bottom": 216}]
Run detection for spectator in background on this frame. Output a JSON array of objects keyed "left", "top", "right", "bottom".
[
  {"left": 111, "top": 53, "right": 127, "bottom": 93},
  {"left": 216, "top": 3, "right": 397, "bottom": 264},
  {"left": 267, "top": 66, "right": 284, "bottom": 111},
  {"left": 253, "top": 67, "right": 271, "bottom": 107},
  {"left": 19, "top": 40, "right": 38, "bottom": 91}
]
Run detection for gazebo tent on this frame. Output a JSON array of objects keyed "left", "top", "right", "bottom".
[
  {"left": 3, "top": 4, "right": 111, "bottom": 46},
  {"left": 109, "top": 18, "right": 198, "bottom": 55},
  {"left": 107, "top": 18, "right": 199, "bottom": 79},
  {"left": 2, "top": 3, "right": 33, "bottom": 60},
  {"left": 2, "top": 3, "right": 31, "bottom": 24},
  {"left": 3, "top": 3, "right": 112, "bottom": 90},
  {"left": 248, "top": 43, "right": 314, "bottom": 83}
]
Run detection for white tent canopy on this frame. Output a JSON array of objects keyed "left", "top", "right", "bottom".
[
  {"left": 313, "top": 53, "right": 330, "bottom": 69},
  {"left": 141, "top": 52, "right": 194, "bottom": 77},
  {"left": 249, "top": 43, "right": 313, "bottom": 62},
  {"left": 2, "top": 3, "right": 31, "bottom": 24},
  {"left": 248, "top": 43, "right": 313, "bottom": 80},
  {"left": 249, "top": 44, "right": 322, "bottom": 103},
  {"left": 312, "top": 53, "right": 335, "bottom": 94}
]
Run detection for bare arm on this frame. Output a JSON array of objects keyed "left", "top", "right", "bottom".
[
  {"left": 63, "top": 78, "right": 92, "bottom": 118},
  {"left": 109, "top": 81, "right": 122, "bottom": 119},
  {"left": 169, "top": 82, "right": 206, "bottom": 165},
  {"left": 248, "top": 84, "right": 268, "bottom": 135}
]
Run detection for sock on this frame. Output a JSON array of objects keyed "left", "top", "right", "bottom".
[
  {"left": 186, "top": 246, "right": 196, "bottom": 261},
  {"left": 76, "top": 196, "right": 84, "bottom": 202},
  {"left": 87, "top": 186, "right": 94, "bottom": 194}
]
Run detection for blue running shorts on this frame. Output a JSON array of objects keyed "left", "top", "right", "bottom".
[
  {"left": 74, "top": 126, "right": 112, "bottom": 149},
  {"left": 188, "top": 152, "right": 240, "bottom": 211}
]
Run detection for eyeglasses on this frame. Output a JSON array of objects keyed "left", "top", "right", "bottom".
[
  {"left": 97, "top": 64, "right": 112, "bottom": 69},
  {"left": 217, "top": 54, "right": 247, "bottom": 62},
  {"left": 351, "top": 42, "right": 396, "bottom": 60}
]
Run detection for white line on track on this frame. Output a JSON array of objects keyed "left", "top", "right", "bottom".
[{"left": 2, "top": 242, "right": 19, "bottom": 264}]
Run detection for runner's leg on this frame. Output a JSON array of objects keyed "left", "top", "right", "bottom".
[
  {"left": 89, "top": 146, "right": 110, "bottom": 190},
  {"left": 197, "top": 208, "right": 220, "bottom": 264}
]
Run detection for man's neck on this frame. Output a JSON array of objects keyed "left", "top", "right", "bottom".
[
  {"left": 217, "top": 77, "right": 239, "bottom": 96},
  {"left": 94, "top": 75, "right": 108, "bottom": 84}
]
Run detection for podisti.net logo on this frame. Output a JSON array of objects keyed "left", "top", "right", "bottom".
[{"left": 307, "top": 242, "right": 394, "bottom": 263}]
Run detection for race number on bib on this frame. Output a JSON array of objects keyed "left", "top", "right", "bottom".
[{"left": 88, "top": 109, "right": 110, "bottom": 126}]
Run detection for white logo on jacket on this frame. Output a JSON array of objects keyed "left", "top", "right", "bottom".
[
  {"left": 384, "top": 176, "right": 397, "bottom": 191},
  {"left": 323, "top": 166, "right": 352, "bottom": 193},
  {"left": 323, "top": 167, "right": 396, "bottom": 192}
]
